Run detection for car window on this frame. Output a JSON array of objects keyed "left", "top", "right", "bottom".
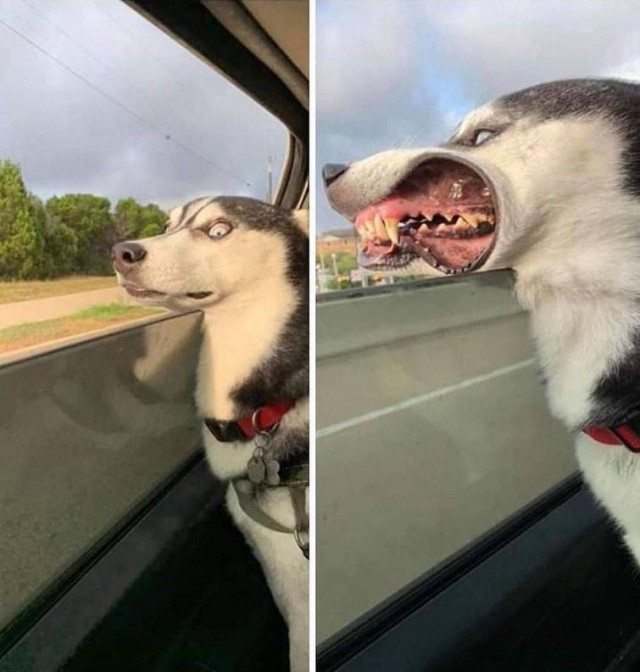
[
  {"left": 0, "top": 0, "right": 287, "bottom": 642},
  {"left": 316, "top": 272, "right": 577, "bottom": 642}
]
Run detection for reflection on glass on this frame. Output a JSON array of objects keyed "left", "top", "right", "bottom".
[{"left": 316, "top": 272, "right": 576, "bottom": 641}]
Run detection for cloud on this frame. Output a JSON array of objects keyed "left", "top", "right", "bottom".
[
  {"left": 0, "top": 0, "right": 286, "bottom": 210},
  {"left": 421, "top": 0, "right": 640, "bottom": 104},
  {"left": 317, "top": 0, "right": 640, "bottom": 232}
]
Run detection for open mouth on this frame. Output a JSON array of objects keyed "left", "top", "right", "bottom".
[
  {"left": 121, "top": 283, "right": 212, "bottom": 301},
  {"left": 353, "top": 158, "right": 498, "bottom": 274}
]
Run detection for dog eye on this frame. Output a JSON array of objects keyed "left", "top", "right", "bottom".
[
  {"left": 207, "top": 220, "right": 232, "bottom": 239},
  {"left": 472, "top": 129, "right": 495, "bottom": 146}
]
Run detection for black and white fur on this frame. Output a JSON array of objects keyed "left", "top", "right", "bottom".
[
  {"left": 325, "top": 79, "right": 640, "bottom": 567},
  {"left": 112, "top": 196, "right": 309, "bottom": 672}
]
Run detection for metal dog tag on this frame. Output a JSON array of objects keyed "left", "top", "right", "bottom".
[
  {"left": 265, "top": 458, "right": 281, "bottom": 486},
  {"left": 247, "top": 429, "right": 281, "bottom": 486},
  {"left": 247, "top": 457, "right": 266, "bottom": 485}
]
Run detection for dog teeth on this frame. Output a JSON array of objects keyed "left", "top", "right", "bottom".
[
  {"left": 385, "top": 218, "right": 399, "bottom": 244},
  {"left": 374, "top": 214, "right": 389, "bottom": 241},
  {"left": 454, "top": 217, "right": 471, "bottom": 231},
  {"left": 364, "top": 219, "right": 375, "bottom": 235},
  {"left": 418, "top": 223, "right": 429, "bottom": 234},
  {"left": 463, "top": 213, "right": 481, "bottom": 228}
]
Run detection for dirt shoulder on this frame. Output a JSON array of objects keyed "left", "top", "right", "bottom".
[{"left": 0, "top": 277, "right": 116, "bottom": 305}]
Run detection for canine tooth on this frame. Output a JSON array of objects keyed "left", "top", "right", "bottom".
[
  {"left": 464, "top": 214, "right": 480, "bottom": 227},
  {"left": 385, "top": 218, "right": 399, "bottom": 244},
  {"left": 364, "top": 219, "right": 375, "bottom": 235},
  {"left": 454, "top": 218, "right": 471, "bottom": 230},
  {"left": 374, "top": 214, "right": 388, "bottom": 240},
  {"left": 422, "top": 213, "right": 432, "bottom": 222},
  {"left": 418, "top": 223, "right": 429, "bottom": 234}
]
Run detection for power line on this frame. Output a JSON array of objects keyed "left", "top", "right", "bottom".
[
  {"left": 0, "top": 11, "right": 251, "bottom": 187},
  {"left": 21, "top": 0, "right": 120, "bottom": 81},
  {"left": 90, "top": 1, "right": 218, "bottom": 126},
  {"left": 92, "top": 1, "right": 175, "bottom": 75}
]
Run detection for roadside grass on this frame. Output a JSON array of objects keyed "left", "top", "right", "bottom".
[
  {"left": 0, "top": 276, "right": 116, "bottom": 304},
  {"left": 0, "top": 303, "right": 163, "bottom": 354}
]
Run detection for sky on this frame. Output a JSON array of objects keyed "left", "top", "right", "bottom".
[
  {"left": 0, "top": 0, "right": 286, "bottom": 211},
  {"left": 317, "top": 0, "right": 640, "bottom": 232}
]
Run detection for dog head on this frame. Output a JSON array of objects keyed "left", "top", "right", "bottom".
[
  {"left": 324, "top": 79, "right": 640, "bottom": 293},
  {"left": 112, "top": 196, "right": 308, "bottom": 310}
]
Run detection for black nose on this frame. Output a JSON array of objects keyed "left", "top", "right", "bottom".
[
  {"left": 112, "top": 242, "right": 147, "bottom": 269},
  {"left": 322, "top": 163, "right": 348, "bottom": 188}
]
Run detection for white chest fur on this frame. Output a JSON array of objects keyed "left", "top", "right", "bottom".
[
  {"left": 195, "top": 280, "right": 297, "bottom": 421},
  {"left": 518, "top": 275, "right": 640, "bottom": 563}
]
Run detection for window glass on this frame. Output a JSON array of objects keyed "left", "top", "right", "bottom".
[
  {"left": 316, "top": 274, "right": 577, "bottom": 641},
  {"left": 0, "top": 314, "right": 202, "bottom": 631}
]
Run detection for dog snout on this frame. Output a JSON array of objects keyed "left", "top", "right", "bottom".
[
  {"left": 112, "top": 241, "right": 147, "bottom": 273},
  {"left": 322, "top": 163, "right": 349, "bottom": 188}
]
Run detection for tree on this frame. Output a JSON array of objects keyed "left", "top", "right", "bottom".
[
  {"left": 335, "top": 252, "right": 357, "bottom": 275},
  {"left": 0, "top": 159, "right": 168, "bottom": 279},
  {"left": 46, "top": 194, "right": 114, "bottom": 275},
  {"left": 0, "top": 161, "right": 46, "bottom": 279},
  {"left": 42, "top": 208, "right": 78, "bottom": 278},
  {"left": 138, "top": 203, "right": 166, "bottom": 238},
  {"left": 114, "top": 198, "right": 166, "bottom": 240}
]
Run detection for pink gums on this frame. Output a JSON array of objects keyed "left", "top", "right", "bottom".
[{"left": 354, "top": 159, "right": 496, "bottom": 270}]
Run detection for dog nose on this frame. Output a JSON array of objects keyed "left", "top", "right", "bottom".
[
  {"left": 322, "top": 163, "right": 348, "bottom": 188},
  {"left": 112, "top": 242, "right": 147, "bottom": 270}
]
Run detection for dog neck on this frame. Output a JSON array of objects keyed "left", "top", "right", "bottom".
[
  {"left": 195, "top": 273, "right": 308, "bottom": 424},
  {"left": 515, "top": 266, "right": 640, "bottom": 431}
]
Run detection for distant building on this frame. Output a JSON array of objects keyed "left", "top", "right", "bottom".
[{"left": 316, "top": 228, "right": 357, "bottom": 257}]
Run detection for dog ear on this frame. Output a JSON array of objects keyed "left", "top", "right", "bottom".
[{"left": 291, "top": 209, "right": 309, "bottom": 236}]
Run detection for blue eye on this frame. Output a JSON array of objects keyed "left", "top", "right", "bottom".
[{"left": 473, "top": 129, "right": 495, "bottom": 146}]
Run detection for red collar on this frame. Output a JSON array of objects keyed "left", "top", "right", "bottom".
[
  {"left": 236, "top": 402, "right": 294, "bottom": 438},
  {"left": 583, "top": 424, "right": 640, "bottom": 452},
  {"left": 205, "top": 401, "right": 293, "bottom": 442}
]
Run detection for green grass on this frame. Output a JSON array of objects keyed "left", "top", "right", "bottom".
[
  {"left": 0, "top": 320, "right": 62, "bottom": 342},
  {"left": 72, "top": 303, "right": 149, "bottom": 319},
  {"left": 0, "top": 303, "right": 163, "bottom": 354}
]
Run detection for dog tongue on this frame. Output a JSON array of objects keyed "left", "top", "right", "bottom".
[{"left": 419, "top": 236, "right": 490, "bottom": 269}]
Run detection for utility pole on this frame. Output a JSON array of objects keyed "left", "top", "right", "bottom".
[
  {"left": 266, "top": 155, "right": 274, "bottom": 203},
  {"left": 331, "top": 253, "right": 338, "bottom": 276}
]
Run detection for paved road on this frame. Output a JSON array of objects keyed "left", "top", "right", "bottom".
[
  {"left": 316, "top": 274, "right": 577, "bottom": 641},
  {"left": 0, "top": 287, "right": 122, "bottom": 329}
]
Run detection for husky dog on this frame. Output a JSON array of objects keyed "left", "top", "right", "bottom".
[
  {"left": 112, "top": 196, "right": 309, "bottom": 672},
  {"left": 324, "top": 78, "right": 640, "bottom": 567}
]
